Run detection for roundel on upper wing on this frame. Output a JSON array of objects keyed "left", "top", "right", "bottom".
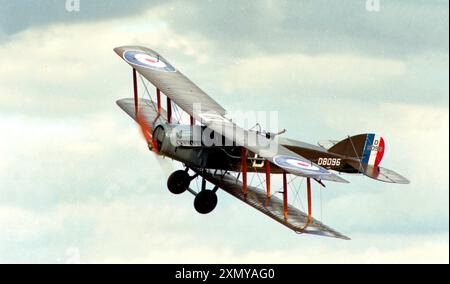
[
  {"left": 273, "top": 155, "right": 327, "bottom": 173},
  {"left": 123, "top": 50, "right": 176, "bottom": 72}
]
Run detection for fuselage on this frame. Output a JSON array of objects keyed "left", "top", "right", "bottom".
[{"left": 153, "top": 124, "right": 360, "bottom": 174}]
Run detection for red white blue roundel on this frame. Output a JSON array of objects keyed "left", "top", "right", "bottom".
[
  {"left": 123, "top": 50, "right": 176, "bottom": 72},
  {"left": 273, "top": 155, "right": 327, "bottom": 173}
]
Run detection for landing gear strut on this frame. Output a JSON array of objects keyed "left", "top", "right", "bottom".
[{"left": 167, "top": 169, "right": 218, "bottom": 214}]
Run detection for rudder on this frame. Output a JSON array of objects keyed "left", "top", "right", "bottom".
[{"left": 328, "top": 133, "right": 385, "bottom": 167}]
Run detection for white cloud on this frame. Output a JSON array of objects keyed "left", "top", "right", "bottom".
[
  {"left": 319, "top": 102, "right": 449, "bottom": 231},
  {"left": 1, "top": 200, "right": 448, "bottom": 264},
  {"left": 220, "top": 53, "right": 406, "bottom": 94},
  {"left": 0, "top": 5, "right": 214, "bottom": 115}
]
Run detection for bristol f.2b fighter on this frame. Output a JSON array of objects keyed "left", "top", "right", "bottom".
[{"left": 114, "top": 46, "right": 409, "bottom": 240}]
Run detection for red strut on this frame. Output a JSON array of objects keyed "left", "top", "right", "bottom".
[
  {"left": 166, "top": 97, "right": 172, "bottom": 123},
  {"left": 156, "top": 88, "right": 161, "bottom": 114},
  {"left": 283, "top": 172, "right": 288, "bottom": 220},
  {"left": 306, "top": 177, "right": 312, "bottom": 224},
  {"left": 265, "top": 160, "right": 271, "bottom": 199},
  {"left": 132, "top": 68, "right": 138, "bottom": 115},
  {"left": 241, "top": 147, "right": 247, "bottom": 194}
]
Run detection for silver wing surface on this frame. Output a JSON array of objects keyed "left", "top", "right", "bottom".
[
  {"left": 116, "top": 98, "right": 167, "bottom": 127},
  {"left": 364, "top": 165, "right": 410, "bottom": 184},
  {"left": 196, "top": 169, "right": 350, "bottom": 240}
]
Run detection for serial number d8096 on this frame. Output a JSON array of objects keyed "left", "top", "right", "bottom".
[{"left": 317, "top": 157, "right": 341, "bottom": 166}]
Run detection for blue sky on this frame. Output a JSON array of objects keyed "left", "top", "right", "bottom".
[{"left": 0, "top": 0, "right": 448, "bottom": 263}]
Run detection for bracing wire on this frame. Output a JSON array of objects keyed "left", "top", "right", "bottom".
[
  {"left": 249, "top": 171, "right": 256, "bottom": 186},
  {"left": 249, "top": 169, "right": 266, "bottom": 191},
  {"left": 138, "top": 74, "right": 157, "bottom": 112},
  {"left": 292, "top": 177, "right": 305, "bottom": 212}
]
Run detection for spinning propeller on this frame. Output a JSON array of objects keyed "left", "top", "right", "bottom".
[
  {"left": 136, "top": 111, "right": 174, "bottom": 175},
  {"left": 136, "top": 112, "right": 159, "bottom": 153}
]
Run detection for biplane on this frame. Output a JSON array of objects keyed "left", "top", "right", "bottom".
[{"left": 114, "top": 46, "right": 409, "bottom": 240}]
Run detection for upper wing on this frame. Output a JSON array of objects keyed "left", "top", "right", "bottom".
[
  {"left": 114, "top": 46, "right": 348, "bottom": 183},
  {"left": 196, "top": 169, "right": 350, "bottom": 240},
  {"left": 114, "top": 46, "right": 226, "bottom": 116}
]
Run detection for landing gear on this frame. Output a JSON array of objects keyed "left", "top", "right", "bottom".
[
  {"left": 167, "top": 168, "right": 219, "bottom": 214},
  {"left": 194, "top": 190, "right": 217, "bottom": 214},
  {"left": 167, "top": 170, "right": 190, "bottom": 194}
]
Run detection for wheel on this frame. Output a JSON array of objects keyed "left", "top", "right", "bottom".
[
  {"left": 194, "top": 190, "right": 218, "bottom": 214},
  {"left": 167, "top": 170, "right": 190, "bottom": 194}
]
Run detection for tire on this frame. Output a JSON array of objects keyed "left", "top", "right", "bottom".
[
  {"left": 194, "top": 190, "right": 218, "bottom": 214},
  {"left": 167, "top": 170, "right": 190, "bottom": 195}
]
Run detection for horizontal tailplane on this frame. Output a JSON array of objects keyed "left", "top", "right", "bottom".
[{"left": 363, "top": 165, "right": 410, "bottom": 184}]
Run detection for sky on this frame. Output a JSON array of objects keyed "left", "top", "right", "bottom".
[{"left": 0, "top": 0, "right": 448, "bottom": 263}]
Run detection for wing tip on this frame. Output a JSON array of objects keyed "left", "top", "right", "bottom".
[
  {"left": 295, "top": 229, "right": 351, "bottom": 240},
  {"left": 113, "top": 45, "right": 160, "bottom": 57},
  {"left": 113, "top": 46, "right": 125, "bottom": 57}
]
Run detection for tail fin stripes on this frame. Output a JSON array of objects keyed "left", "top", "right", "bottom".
[
  {"left": 361, "top": 134, "right": 385, "bottom": 167},
  {"left": 328, "top": 133, "right": 385, "bottom": 167}
]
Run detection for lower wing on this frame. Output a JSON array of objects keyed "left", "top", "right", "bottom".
[{"left": 197, "top": 169, "right": 350, "bottom": 240}]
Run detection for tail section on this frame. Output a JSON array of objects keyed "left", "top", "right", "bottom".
[
  {"left": 328, "top": 133, "right": 409, "bottom": 184},
  {"left": 328, "top": 133, "right": 385, "bottom": 167}
]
